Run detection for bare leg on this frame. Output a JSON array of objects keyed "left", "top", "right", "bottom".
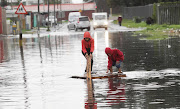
[
  {"left": 110, "top": 67, "right": 113, "bottom": 74},
  {"left": 118, "top": 68, "right": 122, "bottom": 73}
]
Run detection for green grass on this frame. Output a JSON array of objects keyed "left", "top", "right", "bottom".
[
  {"left": 113, "top": 19, "right": 180, "bottom": 40},
  {"left": 22, "top": 29, "right": 33, "bottom": 34}
]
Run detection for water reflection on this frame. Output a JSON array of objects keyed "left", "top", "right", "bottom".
[
  {"left": 110, "top": 32, "right": 180, "bottom": 71},
  {"left": 0, "top": 40, "right": 4, "bottom": 63},
  {"left": 19, "top": 39, "right": 30, "bottom": 109},
  {"left": 38, "top": 36, "right": 43, "bottom": 63},
  {"left": 105, "top": 31, "right": 109, "bottom": 47},
  {"left": 106, "top": 78, "right": 125, "bottom": 106},
  {"left": 85, "top": 79, "right": 97, "bottom": 109},
  {"left": 94, "top": 32, "right": 98, "bottom": 58},
  {"left": 0, "top": 31, "right": 180, "bottom": 109}
]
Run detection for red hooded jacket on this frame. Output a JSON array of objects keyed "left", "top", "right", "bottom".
[
  {"left": 105, "top": 47, "right": 124, "bottom": 69},
  {"left": 82, "top": 32, "right": 94, "bottom": 54},
  {"left": 118, "top": 16, "right": 122, "bottom": 22}
]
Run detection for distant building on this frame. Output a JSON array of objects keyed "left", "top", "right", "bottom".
[
  {"left": 6, "top": 0, "right": 18, "bottom": 3},
  {"left": 12, "top": 2, "right": 96, "bottom": 19},
  {"left": 22, "top": 0, "right": 43, "bottom": 5},
  {"left": 62, "top": 0, "right": 72, "bottom": 4}
]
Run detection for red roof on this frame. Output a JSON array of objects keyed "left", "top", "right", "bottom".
[{"left": 12, "top": 3, "right": 96, "bottom": 12}]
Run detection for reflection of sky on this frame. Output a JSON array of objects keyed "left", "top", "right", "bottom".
[
  {"left": 0, "top": 35, "right": 86, "bottom": 109},
  {"left": 94, "top": 32, "right": 98, "bottom": 57},
  {"left": 105, "top": 31, "right": 109, "bottom": 47}
]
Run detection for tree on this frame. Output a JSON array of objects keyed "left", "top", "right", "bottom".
[
  {"left": 1, "top": 0, "right": 7, "bottom": 7},
  {"left": 106, "top": 0, "right": 180, "bottom": 7}
]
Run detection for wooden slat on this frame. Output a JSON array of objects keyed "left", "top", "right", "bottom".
[
  {"left": 86, "top": 56, "right": 92, "bottom": 80},
  {"left": 92, "top": 74, "right": 126, "bottom": 79},
  {"left": 71, "top": 73, "right": 126, "bottom": 79}
]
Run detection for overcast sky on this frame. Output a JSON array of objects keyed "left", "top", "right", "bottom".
[{"left": 72, "top": 0, "right": 83, "bottom": 3}]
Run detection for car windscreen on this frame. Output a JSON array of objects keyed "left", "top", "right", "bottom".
[
  {"left": 69, "top": 15, "right": 79, "bottom": 21},
  {"left": 79, "top": 17, "right": 89, "bottom": 21},
  {"left": 95, "top": 15, "right": 106, "bottom": 20},
  {"left": 49, "top": 16, "right": 55, "bottom": 19}
]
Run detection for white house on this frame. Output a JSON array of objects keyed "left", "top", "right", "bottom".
[
  {"left": 6, "top": 0, "right": 18, "bottom": 3},
  {"left": 62, "top": 0, "right": 72, "bottom": 4},
  {"left": 21, "top": 0, "right": 43, "bottom": 5}
]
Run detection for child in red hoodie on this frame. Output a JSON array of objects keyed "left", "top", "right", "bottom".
[
  {"left": 82, "top": 32, "right": 94, "bottom": 72},
  {"left": 105, "top": 47, "right": 124, "bottom": 74}
]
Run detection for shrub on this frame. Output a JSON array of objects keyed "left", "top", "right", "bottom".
[
  {"left": 146, "top": 17, "right": 154, "bottom": 25},
  {"left": 134, "top": 17, "right": 142, "bottom": 23}
]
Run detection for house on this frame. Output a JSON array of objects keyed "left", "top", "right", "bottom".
[
  {"left": 6, "top": 0, "right": 18, "bottom": 3},
  {"left": 12, "top": 2, "right": 96, "bottom": 20},
  {"left": 62, "top": 0, "right": 72, "bottom": 4},
  {"left": 21, "top": 0, "right": 43, "bottom": 5},
  {"left": 9, "top": 2, "right": 96, "bottom": 29}
]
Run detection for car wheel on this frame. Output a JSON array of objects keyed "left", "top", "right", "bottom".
[
  {"left": 94, "top": 27, "right": 96, "bottom": 30},
  {"left": 81, "top": 29, "right": 83, "bottom": 31},
  {"left": 105, "top": 27, "right": 108, "bottom": 30},
  {"left": 87, "top": 27, "right": 90, "bottom": 31},
  {"left": 75, "top": 27, "right": 78, "bottom": 31}
]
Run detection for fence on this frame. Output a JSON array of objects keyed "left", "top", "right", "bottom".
[
  {"left": 157, "top": 3, "right": 180, "bottom": 24},
  {"left": 122, "top": 4, "right": 153, "bottom": 19}
]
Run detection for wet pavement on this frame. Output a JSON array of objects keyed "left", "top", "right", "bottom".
[{"left": 0, "top": 26, "right": 180, "bottom": 109}]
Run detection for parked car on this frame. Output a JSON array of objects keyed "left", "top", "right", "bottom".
[
  {"left": 74, "top": 16, "right": 91, "bottom": 31},
  {"left": 92, "top": 12, "right": 108, "bottom": 30},
  {"left": 45, "top": 16, "right": 57, "bottom": 25},
  {"left": 67, "top": 12, "right": 81, "bottom": 30}
]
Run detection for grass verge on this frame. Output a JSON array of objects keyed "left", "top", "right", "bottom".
[{"left": 113, "top": 19, "right": 180, "bottom": 40}]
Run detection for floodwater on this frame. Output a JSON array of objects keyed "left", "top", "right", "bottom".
[{"left": 0, "top": 31, "right": 180, "bottom": 109}]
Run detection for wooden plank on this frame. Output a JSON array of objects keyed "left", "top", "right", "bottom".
[
  {"left": 92, "top": 74, "right": 126, "bottom": 79},
  {"left": 71, "top": 73, "right": 126, "bottom": 79},
  {"left": 86, "top": 56, "right": 92, "bottom": 80}
]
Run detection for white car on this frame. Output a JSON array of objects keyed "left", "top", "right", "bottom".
[
  {"left": 45, "top": 16, "right": 57, "bottom": 25},
  {"left": 67, "top": 12, "right": 81, "bottom": 30},
  {"left": 74, "top": 16, "right": 91, "bottom": 31},
  {"left": 92, "top": 13, "right": 108, "bottom": 30}
]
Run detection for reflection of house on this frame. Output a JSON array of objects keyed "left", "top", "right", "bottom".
[{"left": 0, "top": 40, "right": 3, "bottom": 63}]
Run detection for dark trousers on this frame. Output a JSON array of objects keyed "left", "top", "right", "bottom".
[
  {"left": 82, "top": 50, "right": 93, "bottom": 71},
  {"left": 118, "top": 21, "right": 121, "bottom": 26}
]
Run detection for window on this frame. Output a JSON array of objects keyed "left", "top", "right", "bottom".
[
  {"left": 79, "top": 17, "right": 89, "bottom": 21},
  {"left": 95, "top": 15, "right": 106, "bottom": 20}
]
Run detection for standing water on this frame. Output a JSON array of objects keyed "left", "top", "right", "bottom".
[{"left": 0, "top": 31, "right": 180, "bottom": 109}]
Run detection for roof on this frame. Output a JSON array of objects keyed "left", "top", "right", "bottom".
[{"left": 12, "top": 2, "right": 96, "bottom": 13}]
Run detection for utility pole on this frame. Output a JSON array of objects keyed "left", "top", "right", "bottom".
[
  {"left": 11, "top": 0, "right": 12, "bottom": 9},
  {"left": 57, "top": 0, "right": 58, "bottom": 9},
  {"left": 47, "top": 0, "right": 50, "bottom": 31},
  {"left": 60, "top": 0, "right": 62, "bottom": 24},
  {"left": 54, "top": 0, "right": 56, "bottom": 30},
  {"left": 43, "top": 0, "right": 45, "bottom": 12},
  {"left": 83, "top": 1, "right": 84, "bottom": 15},
  {"left": 38, "top": 0, "right": 40, "bottom": 36}
]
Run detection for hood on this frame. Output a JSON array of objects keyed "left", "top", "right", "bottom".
[
  {"left": 105, "top": 47, "right": 113, "bottom": 55},
  {"left": 84, "top": 31, "right": 91, "bottom": 39}
]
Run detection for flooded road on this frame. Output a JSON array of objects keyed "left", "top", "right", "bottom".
[{"left": 0, "top": 30, "right": 180, "bottom": 109}]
